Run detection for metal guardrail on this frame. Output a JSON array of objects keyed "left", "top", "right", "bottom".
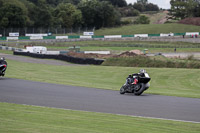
[{"left": 0, "top": 32, "right": 199, "bottom": 41}]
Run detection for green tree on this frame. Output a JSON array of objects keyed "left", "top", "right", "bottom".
[
  {"left": 27, "top": 0, "right": 38, "bottom": 4},
  {"left": 194, "top": 2, "right": 200, "bottom": 17},
  {"left": 99, "top": 0, "right": 127, "bottom": 7},
  {"left": 54, "top": 3, "right": 82, "bottom": 28},
  {"left": 145, "top": 3, "right": 159, "bottom": 11},
  {"left": 78, "top": 0, "right": 120, "bottom": 28},
  {"left": 119, "top": 6, "right": 140, "bottom": 17},
  {"left": 137, "top": 0, "right": 148, "bottom": 5},
  {"left": 78, "top": 0, "right": 99, "bottom": 27},
  {"left": 0, "top": 0, "right": 3, "bottom": 6},
  {"left": 46, "top": 0, "right": 81, "bottom": 6},
  {"left": 0, "top": 0, "right": 28, "bottom": 28},
  {"left": 170, "top": 0, "right": 199, "bottom": 19},
  {"left": 31, "top": 0, "right": 53, "bottom": 28},
  {"left": 97, "top": 1, "right": 120, "bottom": 27},
  {"left": 133, "top": 2, "right": 145, "bottom": 12}
]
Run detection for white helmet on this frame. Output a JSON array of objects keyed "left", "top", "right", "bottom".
[
  {"left": 1, "top": 57, "right": 5, "bottom": 60},
  {"left": 140, "top": 69, "right": 146, "bottom": 73}
]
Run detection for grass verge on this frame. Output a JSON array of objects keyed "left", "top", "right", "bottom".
[
  {"left": 95, "top": 23, "right": 200, "bottom": 35},
  {"left": 3, "top": 40, "right": 200, "bottom": 54},
  {"left": 102, "top": 56, "right": 200, "bottom": 69},
  {"left": 0, "top": 50, "right": 13, "bottom": 54},
  {"left": 5, "top": 59, "right": 200, "bottom": 98},
  {"left": 0, "top": 102, "right": 199, "bottom": 133}
]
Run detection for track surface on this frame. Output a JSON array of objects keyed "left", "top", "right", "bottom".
[{"left": 0, "top": 78, "right": 200, "bottom": 123}]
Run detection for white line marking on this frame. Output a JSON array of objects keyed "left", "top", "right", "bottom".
[{"left": 16, "top": 103, "right": 200, "bottom": 124}]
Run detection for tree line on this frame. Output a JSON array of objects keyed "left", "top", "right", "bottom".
[
  {"left": 170, "top": 0, "right": 200, "bottom": 19},
  {"left": 0, "top": 0, "right": 159, "bottom": 29}
]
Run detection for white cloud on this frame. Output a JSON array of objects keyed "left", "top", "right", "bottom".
[{"left": 126, "top": 0, "right": 171, "bottom": 9}]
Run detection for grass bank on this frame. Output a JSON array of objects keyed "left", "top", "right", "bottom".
[
  {"left": 5, "top": 40, "right": 200, "bottom": 48},
  {"left": 0, "top": 50, "right": 13, "bottom": 54},
  {"left": 3, "top": 40, "right": 200, "bottom": 54},
  {"left": 0, "top": 102, "right": 199, "bottom": 133},
  {"left": 95, "top": 23, "right": 200, "bottom": 35},
  {"left": 102, "top": 55, "right": 200, "bottom": 69},
  {"left": 122, "top": 11, "right": 168, "bottom": 24},
  {"left": 5, "top": 59, "right": 200, "bottom": 98}
]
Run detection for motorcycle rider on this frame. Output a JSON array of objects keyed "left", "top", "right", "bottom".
[
  {"left": 126, "top": 74, "right": 133, "bottom": 85},
  {"left": 126, "top": 69, "right": 147, "bottom": 85},
  {"left": 132, "top": 69, "right": 147, "bottom": 84},
  {"left": 138, "top": 69, "right": 146, "bottom": 77},
  {"left": 120, "top": 69, "right": 150, "bottom": 95},
  {"left": 0, "top": 57, "right": 7, "bottom": 76},
  {"left": 0, "top": 57, "right": 6, "bottom": 64}
]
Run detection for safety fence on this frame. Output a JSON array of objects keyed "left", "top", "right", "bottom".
[
  {"left": 13, "top": 51, "right": 104, "bottom": 65},
  {"left": 0, "top": 32, "right": 199, "bottom": 41}
]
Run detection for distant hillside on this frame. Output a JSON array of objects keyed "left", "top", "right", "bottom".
[
  {"left": 179, "top": 18, "right": 200, "bottom": 26},
  {"left": 95, "top": 23, "right": 200, "bottom": 35}
]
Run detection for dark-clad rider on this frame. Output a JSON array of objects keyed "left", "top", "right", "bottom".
[
  {"left": 126, "top": 69, "right": 146, "bottom": 85},
  {"left": 126, "top": 74, "right": 133, "bottom": 85},
  {"left": 0, "top": 57, "right": 6, "bottom": 65}
]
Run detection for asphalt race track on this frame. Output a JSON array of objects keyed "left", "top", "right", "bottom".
[{"left": 0, "top": 78, "right": 200, "bottom": 123}]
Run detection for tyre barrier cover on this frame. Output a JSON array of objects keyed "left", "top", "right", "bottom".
[{"left": 13, "top": 51, "right": 104, "bottom": 65}]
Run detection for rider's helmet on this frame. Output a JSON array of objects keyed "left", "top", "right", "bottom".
[
  {"left": 0, "top": 57, "right": 5, "bottom": 60},
  {"left": 140, "top": 69, "right": 146, "bottom": 73},
  {"left": 128, "top": 74, "right": 132, "bottom": 78}
]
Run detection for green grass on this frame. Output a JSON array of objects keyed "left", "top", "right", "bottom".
[
  {"left": 5, "top": 59, "right": 200, "bottom": 98},
  {"left": 103, "top": 56, "right": 200, "bottom": 69},
  {"left": 146, "top": 11, "right": 167, "bottom": 24},
  {"left": 0, "top": 102, "right": 199, "bottom": 133},
  {"left": 3, "top": 40, "right": 200, "bottom": 54},
  {"left": 13, "top": 40, "right": 200, "bottom": 48},
  {"left": 0, "top": 50, "right": 13, "bottom": 54},
  {"left": 120, "top": 11, "right": 165, "bottom": 24},
  {"left": 46, "top": 46, "right": 200, "bottom": 54},
  {"left": 95, "top": 23, "right": 200, "bottom": 35}
]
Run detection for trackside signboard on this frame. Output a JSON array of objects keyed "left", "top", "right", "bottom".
[
  {"left": 7, "top": 37, "right": 18, "bottom": 40},
  {"left": 83, "top": 32, "right": 94, "bottom": 36},
  {"left": 9, "top": 33, "right": 19, "bottom": 37},
  {"left": 25, "top": 34, "right": 48, "bottom": 37}
]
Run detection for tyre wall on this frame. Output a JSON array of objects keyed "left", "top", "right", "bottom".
[{"left": 13, "top": 51, "right": 104, "bottom": 65}]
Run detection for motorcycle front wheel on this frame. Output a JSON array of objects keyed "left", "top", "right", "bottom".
[
  {"left": 134, "top": 83, "right": 145, "bottom": 96},
  {"left": 120, "top": 85, "right": 126, "bottom": 94}
]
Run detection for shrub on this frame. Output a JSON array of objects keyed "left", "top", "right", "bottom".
[
  {"left": 102, "top": 55, "right": 200, "bottom": 69},
  {"left": 187, "top": 55, "right": 194, "bottom": 60},
  {"left": 134, "top": 15, "right": 150, "bottom": 24}
]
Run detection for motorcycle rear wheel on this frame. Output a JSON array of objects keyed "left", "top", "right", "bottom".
[{"left": 134, "top": 83, "right": 145, "bottom": 96}]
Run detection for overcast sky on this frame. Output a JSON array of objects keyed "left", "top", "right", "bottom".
[{"left": 126, "top": 0, "right": 171, "bottom": 9}]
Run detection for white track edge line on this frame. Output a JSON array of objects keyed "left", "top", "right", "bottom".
[{"left": 15, "top": 103, "right": 200, "bottom": 124}]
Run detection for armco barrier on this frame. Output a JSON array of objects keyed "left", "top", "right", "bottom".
[
  {"left": 174, "top": 33, "right": 185, "bottom": 36},
  {"left": 0, "top": 37, "right": 6, "bottom": 40},
  {"left": 122, "top": 35, "right": 134, "bottom": 37},
  {"left": 19, "top": 36, "right": 30, "bottom": 40},
  {"left": 13, "top": 51, "right": 104, "bottom": 65},
  {"left": 1, "top": 32, "right": 200, "bottom": 41},
  {"left": 43, "top": 36, "right": 56, "bottom": 39},
  {"left": 68, "top": 36, "right": 80, "bottom": 39},
  {"left": 148, "top": 34, "right": 160, "bottom": 37},
  {"left": 92, "top": 36, "right": 104, "bottom": 38}
]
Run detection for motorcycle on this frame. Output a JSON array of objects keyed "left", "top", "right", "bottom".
[
  {"left": 0, "top": 57, "right": 7, "bottom": 77},
  {"left": 120, "top": 72, "right": 151, "bottom": 96}
]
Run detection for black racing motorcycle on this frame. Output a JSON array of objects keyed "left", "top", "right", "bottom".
[
  {"left": 120, "top": 72, "right": 151, "bottom": 96},
  {"left": 0, "top": 57, "right": 7, "bottom": 77}
]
